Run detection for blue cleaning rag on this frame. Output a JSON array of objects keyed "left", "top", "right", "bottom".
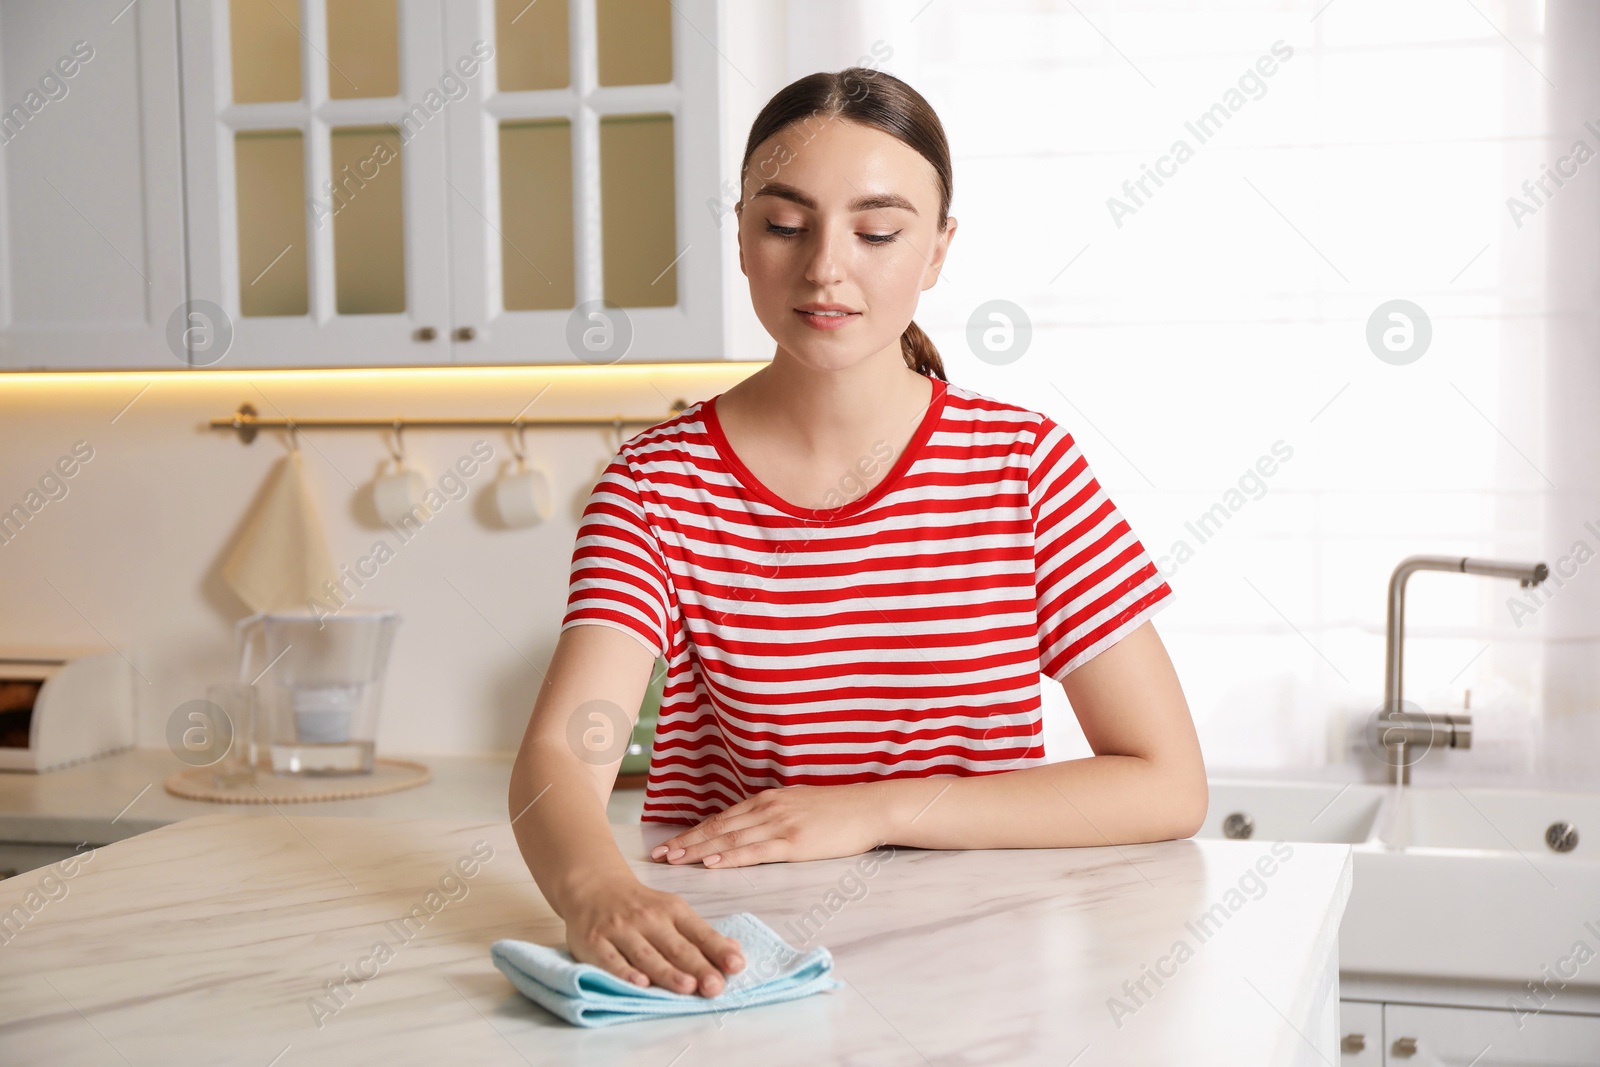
[{"left": 490, "top": 911, "right": 840, "bottom": 1028}]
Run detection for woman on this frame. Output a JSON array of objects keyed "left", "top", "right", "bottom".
[{"left": 509, "top": 67, "right": 1206, "bottom": 1000}]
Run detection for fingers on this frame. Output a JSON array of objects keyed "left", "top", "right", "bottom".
[
  {"left": 566, "top": 884, "right": 753, "bottom": 999},
  {"left": 653, "top": 814, "right": 767, "bottom": 865},
  {"left": 612, "top": 924, "right": 727, "bottom": 997},
  {"left": 662, "top": 825, "right": 774, "bottom": 870},
  {"left": 575, "top": 935, "right": 653, "bottom": 990},
  {"left": 609, "top": 929, "right": 698, "bottom": 995},
  {"left": 692, "top": 837, "right": 774, "bottom": 868},
  {"left": 679, "top": 912, "right": 746, "bottom": 977},
  {"left": 657, "top": 922, "right": 738, "bottom": 997},
  {"left": 650, "top": 805, "right": 760, "bottom": 861}
]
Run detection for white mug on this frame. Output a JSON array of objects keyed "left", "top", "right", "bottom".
[
  {"left": 495, "top": 464, "right": 553, "bottom": 528},
  {"left": 373, "top": 466, "right": 431, "bottom": 526}
]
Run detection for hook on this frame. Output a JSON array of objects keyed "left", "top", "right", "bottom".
[
  {"left": 510, "top": 421, "right": 528, "bottom": 469},
  {"left": 387, "top": 419, "right": 406, "bottom": 467},
  {"left": 612, "top": 415, "right": 624, "bottom": 454},
  {"left": 286, "top": 421, "right": 300, "bottom": 454}
]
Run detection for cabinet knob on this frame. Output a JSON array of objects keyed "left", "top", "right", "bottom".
[
  {"left": 1340, "top": 1033, "right": 1365, "bottom": 1053},
  {"left": 1392, "top": 1036, "right": 1418, "bottom": 1056},
  {"left": 453, "top": 326, "right": 477, "bottom": 341},
  {"left": 413, "top": 326, "right": 437, "bottom": 341}
]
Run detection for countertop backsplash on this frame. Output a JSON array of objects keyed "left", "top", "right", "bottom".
[{"left": 0, "top": 369, "right": 746, "bottom": 757}]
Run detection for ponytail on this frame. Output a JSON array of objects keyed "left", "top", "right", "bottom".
[{"left": 899, "top": 319, "right": 947, "bottom": 382}]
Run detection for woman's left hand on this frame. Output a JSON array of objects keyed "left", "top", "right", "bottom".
[{"left": 649, "top": 784, "right": 888, "bottom": 869}]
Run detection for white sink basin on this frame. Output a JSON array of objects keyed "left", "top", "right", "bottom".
[
  {"left": 1198, "top": 777, "right": 1600, "bottom": 987},
  {"left": 1198, "top": 780, "right": 1387, "bottom": 845},
  {"left": 1383, "top": 785, "right": 1599, "bottom": 857}
]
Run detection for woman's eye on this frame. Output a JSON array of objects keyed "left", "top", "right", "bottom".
[{"left": 764, "top": 222, "right": 898, "bottom": 245}]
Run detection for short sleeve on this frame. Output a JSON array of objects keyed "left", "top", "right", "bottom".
[
  {"left": 558, "top": 451, "right": 672, "bottom": 660},
  {"left": 1030, "top": 416, "right": 1172, "bottom": 682}
]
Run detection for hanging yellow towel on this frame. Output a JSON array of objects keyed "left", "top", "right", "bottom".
[{"left": 222, "top": 450, "right": 337, "bottom": 614}]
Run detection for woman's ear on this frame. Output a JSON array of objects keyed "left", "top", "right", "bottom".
[
  {"left": 735, "top": 201, "right": 746, "bottom": 277},
  {"left": 923, "top": 216, "right": 957, "bottom": 289}
]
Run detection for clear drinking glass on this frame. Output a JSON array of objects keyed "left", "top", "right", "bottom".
[{"left": 206, "top": 681, "right": 256, "bottom": 787}]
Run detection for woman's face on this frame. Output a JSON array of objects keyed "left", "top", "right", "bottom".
[{"left": 736, "top": 118, "right": 956, "bottom": 373}]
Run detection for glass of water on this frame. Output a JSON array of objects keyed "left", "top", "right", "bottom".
[{"left": 206, "top": 682, "right": 256, "bottom": 787}]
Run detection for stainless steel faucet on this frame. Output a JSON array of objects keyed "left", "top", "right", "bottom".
[{"left": 1375, "top": 555, "right": 1548, "bottom": 784}]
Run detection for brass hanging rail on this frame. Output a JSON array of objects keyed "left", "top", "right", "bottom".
[{"left": 208, "top": 400, "right": 690, "bottom": 444}]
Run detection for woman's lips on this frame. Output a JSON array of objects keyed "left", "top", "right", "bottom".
[{"left": 795, "top": 309, "right": 860, "bottom": 331}]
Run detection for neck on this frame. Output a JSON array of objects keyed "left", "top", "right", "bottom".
[{"left": 749, "top": 344, "right": 934, "bottom": 458}]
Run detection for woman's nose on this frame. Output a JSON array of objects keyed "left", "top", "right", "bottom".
[{"left": 802, "top": 223, "right": 849, "bottom": 285}]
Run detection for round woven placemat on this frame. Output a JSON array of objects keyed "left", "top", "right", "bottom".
[{"left": 163, "top": 758, "right": 431, "bottom": 804}]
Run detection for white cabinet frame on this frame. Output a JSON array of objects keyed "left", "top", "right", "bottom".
[
  {"left": 2, "top": 0, "right": 730, "bottom": 370},
  {"left": 178, "top": 0, "right": 454, "bottom": 367},
  {"left": 0, "top": 0, "right": 188, "bottom": 370},
  {"left": 442, "top": 0, "right": 726, "bottom": 365}
]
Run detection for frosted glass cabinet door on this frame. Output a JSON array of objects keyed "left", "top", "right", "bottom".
[
  {"left": 442, "top": 0, "right": 728, "bottom": 365},
  {"left": 179, "top": 0, "right": 453, "bottom": 367},
  {"left": 0, "top": 0, "right": 187, "bottom": 370}
]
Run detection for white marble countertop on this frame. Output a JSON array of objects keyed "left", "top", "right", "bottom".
[
  {"left": 0, "top": 748, "right": 646, "bottom": 844},
  {"left": 0, "top": 810, "right": 1352, "bottom": 1065}
]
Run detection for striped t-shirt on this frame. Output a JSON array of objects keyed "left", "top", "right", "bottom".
[{"left": 560, "top": 374, "right": 1172, "bottom": 824}]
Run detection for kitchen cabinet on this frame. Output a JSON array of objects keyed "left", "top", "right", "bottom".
[
  {"left": 1338, "top": 999, "right": 1600, "bottom": 1065},
  {"left": 0, "top": 841, "right": 91, "bottom": 881},
  {"left": 181, "top": 0, "right": 726, "bottom": 368},
  {"left": 1, "top": 0, "right": 727, "bottom": 370},
  {"left": 0, "top": 0, "right": 188, "bottom": 370},
  {"left": 436, "top": 0, "right": 726, "bottom": 367},
  {"left": 1340, "top": 832, "right": 1600, "bottom": 1065},
  {"left": 1339, "top": 999, "right": 1383, "bottom": 1065},
  {"left": 177, "top": 0, "right": 456, "bottom": 367},
  {"left": 1380, "top": 1003, "right": 1600, "bottom": 1065}
]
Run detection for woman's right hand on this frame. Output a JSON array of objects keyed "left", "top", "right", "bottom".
[{"left": 564, "top": 876, "right": 745, "bottom": 997}]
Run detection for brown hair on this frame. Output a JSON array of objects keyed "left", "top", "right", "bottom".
[{"left": 737, "top": 67, "right": 952, "bottom": 383}]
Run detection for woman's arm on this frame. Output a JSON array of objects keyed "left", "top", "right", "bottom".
[
  {"left": 875, "top": 620, "right": 1207, "bottom": 849},
  {"left": 509, "top": 624, "right": 746, "bottom": 996},
  {"left": 508, "top": 624, "right": 649, "bottom": 914},
  {"left": 650, "top": 620, "right": 1206, "bottom": 868}
]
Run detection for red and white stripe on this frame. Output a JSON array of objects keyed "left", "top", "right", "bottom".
[{"left": 560, "top": 376, "right": 1171, "bottom": 824}]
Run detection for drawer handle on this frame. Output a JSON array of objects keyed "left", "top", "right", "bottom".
[
  {"left": 1393, "top": 1036, "right": 1418, "bottom": 1057},
  {"left": 1341, "top": 1033, "right": 1365, "bottom": 1053}
]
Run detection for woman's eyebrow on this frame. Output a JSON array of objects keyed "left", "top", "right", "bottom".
[{"left": 751, "top": 180, "right": 919, "bottom": 216}]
